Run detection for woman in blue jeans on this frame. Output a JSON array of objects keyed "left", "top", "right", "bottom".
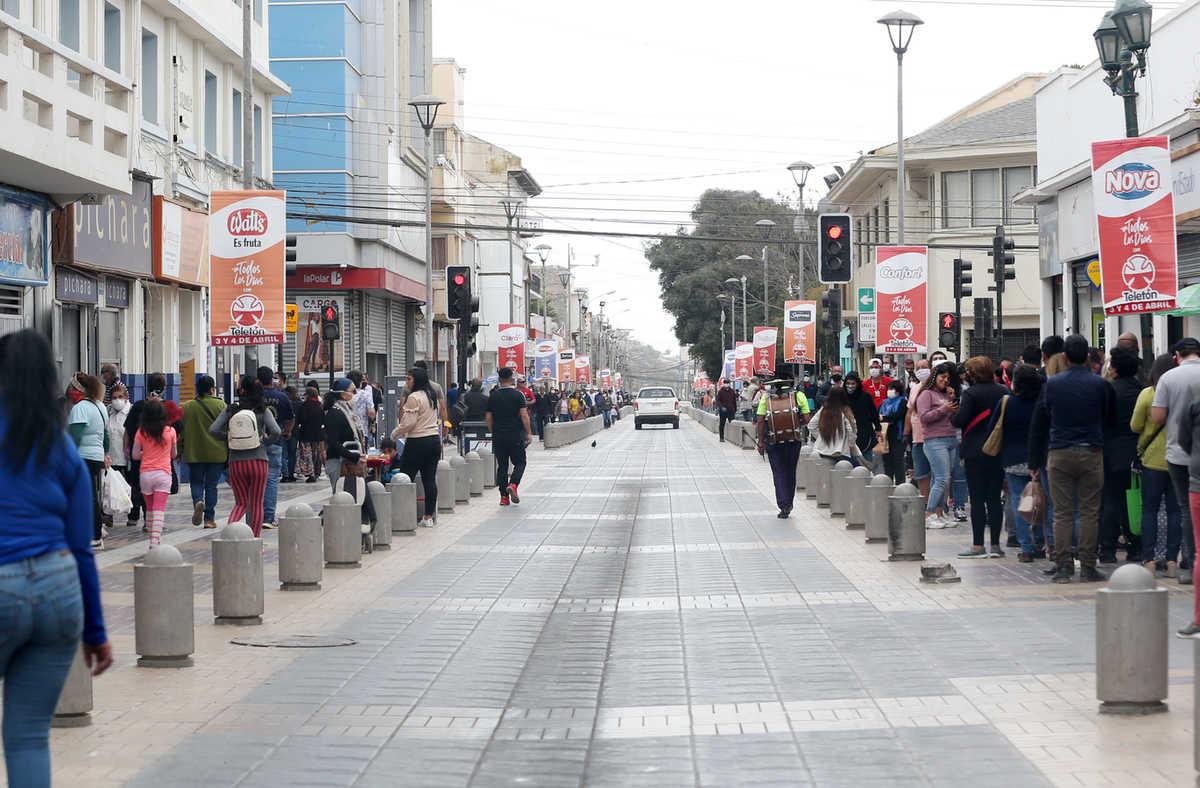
[
  {"left": 0, "top": 330, "right": 112, "bottom": 787},
  {"left": 915, "top": 362, "right": 961, "bottom": 527},
  {"left": 986, "top": 364, "right": 1044, "bottom": 561}
]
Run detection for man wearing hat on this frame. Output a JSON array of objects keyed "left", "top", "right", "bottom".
[
  {"left": 755, "top": 375, "right": 811, "bottom": 518},
  {"left": 863, "top": 357, "right": 893, "bottom": 410},
  {"left": 1153, "top": 337, "right": 1200, "bottom": 618}
]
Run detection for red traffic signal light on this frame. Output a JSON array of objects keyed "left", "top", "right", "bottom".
[
  {"left": 324, "top": 306, "right": 335, "bottom": 321},
  {"left": 826, "top": 224, "right": 843, "bottom": 240},
  {"left": 452, "top": 273, "right": 466, "bottom": 286},
  {"left": 942, "top": 313, "right": 955, "bottom": 329}
]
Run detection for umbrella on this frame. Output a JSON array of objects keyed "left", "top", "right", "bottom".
[{"left": 1168, "top": 283, "right": 1200, "bottom": 317}]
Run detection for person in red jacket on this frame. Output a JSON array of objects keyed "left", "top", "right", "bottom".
[
  {"left": 863, "top": 357, "right": 893, "bottom": 410},
  {"left": 714, "top": 379, "right": 739, "bottom": 442}
]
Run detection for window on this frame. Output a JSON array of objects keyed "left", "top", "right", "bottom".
[
  {"left": 1, "top": 0, "right": 18, "bottom": 17},
  {"left": 882, "top": 199, "right": 889, "bottom": 245},
  {"left": 409, "top": 0, "right": 426, "bottom": 95},
  {"left": 855, "top": 219, "right": 863, "bottom": 266},
  {"left": 59, "top": 0, "right": 80, "bottom": 49},
  {"left": 254, "top": 0, "right": 262, "bottom": 23},
  {"left": 432, "top": 128, "right": 445, "bottom": 157},
  {"left": 872, "top": 206, "right": 879, "bottom": 244},
  {"left": 1003, "top": 166, "right": 1034, "bottom": 224},
  {"left": 231, "top": 89, "right": 242, "bottom": 164},
  {"left": 204, "top": 71, "right": 217, "bottom": 153},
  {"left": 103, "top": 3, "right": 121, "bottom": 71},
  {"left": 971, "top": 169, "right": 1002, "bottom": 228},
  {"left": 253, "top": 104, "right": 262, "bottom": 176},
  {"left": 942, "top": 170, "right": 969, "bottom": 229},
  {"left": 141, "top": 30, "right": 158, "bottom": 124}
]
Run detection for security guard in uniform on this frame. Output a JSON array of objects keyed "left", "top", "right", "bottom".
[{"left": 756, "top": 375, "right": 812, "bottom": 518}]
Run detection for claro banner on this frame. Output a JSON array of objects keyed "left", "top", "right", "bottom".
[
  {"left": 783, "top": 300, "right": 816, "bottom": 364},
  {"left": 497, "top": 323, "right": 526, "bottom": 372},
  {"left": 574, "top": 354, "right": 592, "bottom": 384},
  {"left": 534, "top": 338, "right": 558, "bottom": 382},
  {"left": 752, "top": 326, "right": 777, "bottom": 375},
  {"left": 875, "top": 246, "right": 928, "bottom": 355},
  {"left": 557, "top": 348, "right": 575, "bottom": 383},
  {"left": 734, "top": 341, "right": 753, "bottom": 379},
  {"left": 1091, "top": 136, "right": 1178, "bottom": 315},
  {"left": 209, "top": 190, "right": 285, "bottom": 346}
]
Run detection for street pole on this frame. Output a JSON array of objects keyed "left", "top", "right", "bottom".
[
  {"left": 741, "top": 276, "right": 747, "bottom": 342},
  {"left": 896, "top": 50, "right": 905, "bottom": 245},
  {"left": 762, "top": 245, "right": 768, "bottom": 324},
  {"left": 798, "top": 182, "right": 805, "bottom": 297},
  {"left": 423, "top": 130, "right": 434, "bottom": 365},
  {"left": 241, "top": 0, "right": 252, "bottom": 189},
  {"left": 541, "top": 259, "right": 548, "bottom": 338}
]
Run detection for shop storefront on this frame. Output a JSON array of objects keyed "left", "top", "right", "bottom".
[
  {"left": 0, "top": 185, "right": 50, "bottom": 339},
  {"left": 152, "top": 196, "right": 210, "bottom": 400}
]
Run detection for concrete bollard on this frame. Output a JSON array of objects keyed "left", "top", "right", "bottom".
[
  {"left": 844, "top": 466, "right": 872, "bottom": 529},
  {"left": 1097, "top": 565, "right": 1167, "bottom": 715},
  {"left": 279, "top": 502, "right": 323, "bottom": 590},
  {"left": 134, "top": 545, "right": 194, "bottom": 667},
  {"left": 796, "top": 446, "right": 811, "bottom": 492},
  {"left": 367, "top": 480, "right": 392, "bottom": 550},
  {"left": 52, "top": 646, "right": 93, "bottom": 727},
  {"left": 814, "top": 456, "right": 834, "bottom": 508},
  {"left": 212, "top": 522, "right": 264, "bottom": 625},
  {"left": 436, "top": 459, "right": 455, "bottom": 511},
  {"left": 389, "top": 473, "right": 417, "bottom": 536},
  {"left": 323, "top": 491, "right": 362, "bottom": 569},
  {"left": 829, "top": 460, "right": 854, "bottom": 516},
  {"left": 466, "top": 451, "right": 485, "bottom": 496},
  {"left": 864, "top": 474, "right": 894, "bottom": 543},
  {"left": 888, "top": 483, "right": 926, "bottom": 561},
  {"left": 449, "top": 454, "right": 470, "bottom": 504},
  {"left": 805, "top": 451, "right": 818, "bottom": 499},
  {"left": 478, "top": 444, "right": 496, "bottom": 488}
]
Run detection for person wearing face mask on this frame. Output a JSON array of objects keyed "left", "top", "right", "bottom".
[
  {"left": 842, "top": 371, "right": 880, "bottom": 465},
  {"left": 864, "top": 358, "right": 893, "bottom": 410},
  {"left": 715, "top": 378, "right": 739, "bottom": 442},
  {"left": 104, "top": 383, "right": 130, "bottom": 530},
  {"left": 907, "top": 363, "right": 933, "bottom": 501},
  {"left": 878, "top": 379, "right": 908, "bottom": 485},
  {"left": 951, "top": 357, "right": 1008, "bottom": 559},
  {"left": 799, "top": 373, "right": 818, "bottom": 404}
]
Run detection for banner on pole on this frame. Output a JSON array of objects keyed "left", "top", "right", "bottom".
[
  {"left": 599, "top": 368, "right": 612, "bottom": 387},
  {"left": 534, "top": 338, "right": 558, "bottom": 382},
  {"left": 1091, "top": 136, "right": 1179, "bottom": 315},
  {"left": 875, "top": 246, "right": 928, "bottom": 354},
  {"left": 734, "top": 341, "right": 753, "bottom": 379},
  {"left": 557, "top": 348, "right": 575, "bottom": 383},
  {"left": 783, "top": 300, "right": 816, "bottom": 363},
  {"left": 208, "top": 190, "right": 286, "bottom": 346},
  {"left": 752, "top": 326, "right": 777, "bottom": 375},
  {"left": 574, "top": 354, "right": 591, "bottom": 384},
  {"left": 721, "top": 349, "right": 735, "bottom": 381},
  {"left": 497, "top": 323, "right": 526, "bottom": 373}
]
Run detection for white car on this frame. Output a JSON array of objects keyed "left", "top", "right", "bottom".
[{"left": 634, "top": 387, "right": 680, "bottom": 430}]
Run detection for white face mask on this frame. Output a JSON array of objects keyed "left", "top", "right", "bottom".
[
  {"left": 915, "top": 368, "right": 931, "bottom": 383},
  {"left": 111, "top": 398, "right": 126, "bottom": 407},
  {"left": 869, "top": 368, "right": 881, "bottom": 378},
  {"left": 886, "top": 391, "right": 899, "bottom": 399}
]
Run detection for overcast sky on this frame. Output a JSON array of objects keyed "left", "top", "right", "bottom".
[{"left": 433, "top": 0, "right": 1157, "bottom": 352}]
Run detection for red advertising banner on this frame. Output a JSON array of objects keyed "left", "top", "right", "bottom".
[
  {"left": 752, "top": 326, "right": 777, "bottom": 375},
  {"left": 599, "top": 368, "right": 612, "bottom": 387},
  {"left": 497, "top": 323, "right": 526, "bottom": 372},
  {"left": 574, "top": 354, "right": 591, "bottom": 384},
  {"left": 557, "top": 348, "right": 575, "bottom": 383},
  {"left": 209, "top": 190, "right": 286, "bottom": 346},
  {"left": 734, "top": 341, "right": 753, "bottom": 379},
  {"left": 1091, "top": 136, "right": 1179, "bottom": 315},
  {"left": 875, "top": 246, "right": 928, "bottom": 354},
  {"left": 783, "top": 300, "right": 817, "bottom": 363}
]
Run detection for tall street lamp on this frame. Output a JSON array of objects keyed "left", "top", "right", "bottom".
[
  {"left": 726, "top": 272, "right": 748, "bottom": 342},
  {"left": 716, "top": 294, "right": 729, "bottom": 359},
  {"left": 500, "top": 198, "right": 525, "bottom": 323},
  {"left": 1094, "top": 0, "right": 1152, "bottom": 139},
  {"left": 409, "top": 94, "right": 445, "bottom": 365},
  {"left": 534, "top": 243, "right": 551, "bottom": 338},
  {"left": 878, "top": 9, "right": 923, "bottom": 245},
  {"left": 755, "top": 219, "right": 776, "bottom": 323},
  {"left": 788, "top": 160, "right": 813, "bottom": 296}
]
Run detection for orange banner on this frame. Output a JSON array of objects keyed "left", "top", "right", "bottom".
[
  {"left": 557, "top": 348, "right": 575, "bottom": 383},
  {"left": 208, "top": 190, "right": 285, "bottom": 346},
  {"left": 783, "top": 300, "right": 816, "bottom": 364}
]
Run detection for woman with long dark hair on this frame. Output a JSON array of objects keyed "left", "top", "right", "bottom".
[
  {"left": 952, "top": 356, "right": 1008, "bottom": 558},
  {"left": 132, "top": 399, "right": 177, "bottom": 547},
  {"left": 209, "top": 376, "right": 281, "bottom": 536},
  {"left": 811, "top": 386, "right": 856, "bottom": 462},
  {"left": 915, "top": 361, "right": 960, "bottom": 528},
  {"left": 987, "top": 364, "right": 1045, "bottom": 561},
  {"left": 67, "top": 374, "right": 109, "bottom": 549},
  {"left": 393, "top": 366, "right": 442, "bottom": 525},
  {"left": 0, "top": 330, "right": 112, "bottom": 785}
]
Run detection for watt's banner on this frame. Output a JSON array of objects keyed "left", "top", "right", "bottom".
[
  {"left": 783, "top": 300, "right": 816, "bottom": 363},
  {"left": 875, "top": 246, "right": 928, "bottom": 354},
  {"left": 752, "top": 326, "right": 777, "bottom": 375},
  {"left": 498, "top": 323, "right": 526, "bottom": 372},
  {"left": 1091, "top": 137, "right": 1179, "bottom": 315},
  {"left": 557, "top": 348, "right": 575, "bottom": 383},
  {"left": 574, "top": 354, "right": 592, "bottom": 384},
  {"left": 534, "top": 338, "right": 558, "bottom": 382},
  {"left": 734, "top": 341, "right": 753, "bottom": 379},
  {"left": 209, "top": 190, "right": 286, "bottom": 346},
  {"left": 721, "top": 349, "right": 735, "bottom": 381},
  {"left": 599, "top": 368, "right": 612, "bottom": 387}
]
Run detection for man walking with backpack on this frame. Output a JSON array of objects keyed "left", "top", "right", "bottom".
[
  {"left": 181, "top": 375, "right": 227, "bottom": 529},
  {"left": 756, "top": 377, "right": 811, "bottom": 518}
]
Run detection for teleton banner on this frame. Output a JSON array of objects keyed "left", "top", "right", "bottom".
[
  {"left": 574, "top": 354, "right": 591, "bottom": 384},
  {"left": 752, "top": 326, "right": 777, "bottom": 375},
  {"left": 497, "top": 323, "right": 526, "bottom": 372},
  {"left": 1090, "top": 136, "right": 1178, "bottom": 315},
  {"left": 534, "top": 338, "right": 558, "bottom": 382},
  {"left": 734, "top": 341, "right": 753, "bottom": 379},
  {"left": 783, "top": 300, "right": 816, "bottom": 363},
  {"left": 875, "top": 246, "right": 928, "bottom": 354},
  {"left": 209, "top": 190, "right": 286, "bottom": 346}
]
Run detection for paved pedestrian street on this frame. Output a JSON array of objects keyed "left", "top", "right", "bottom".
[{"left": 31, "top": 416, "right": 1199, "bottom": 787}]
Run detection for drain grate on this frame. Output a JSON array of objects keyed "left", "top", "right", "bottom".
[{"left": 230, "top": 635, "right": 357, "bottom": 649}]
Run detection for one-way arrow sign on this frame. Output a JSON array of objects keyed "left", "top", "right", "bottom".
[{"left": 858, "top": 287, "right": 875, "bottom": 312}]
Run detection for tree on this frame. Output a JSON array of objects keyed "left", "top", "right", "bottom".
[{"left": 646, "top": 189, "right": 804, "bottom": 379}]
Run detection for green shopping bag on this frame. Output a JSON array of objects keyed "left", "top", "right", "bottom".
[{"left": 1126, "top": 470, "right": 1142, "bottom": 536}]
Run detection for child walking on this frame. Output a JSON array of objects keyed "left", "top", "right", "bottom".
[{"left": 132, "top": 399, "right": 177, "bottom": 547}]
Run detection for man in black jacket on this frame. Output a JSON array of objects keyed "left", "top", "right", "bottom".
[
  {"left": 714, "top": 380, "right": 739, "bottom": 442},
  {"left": 843, "top": 371, "right": 879, "bottom": 465},
  {"left": 1100, "top": 348, "right": 1144, "bottom": 563}
]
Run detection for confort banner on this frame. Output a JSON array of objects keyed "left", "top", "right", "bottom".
[
  {"left": 534, "top": 338, "right": 558, "bottom": 382},
  {"left": 498, "top": 323, "right": 526, "bottom": 373},
  {"left": 734, "top": 341, "right": 753, "bottom": 379},
  {"left": 1091, "top": 136, "right": 1178, "bottom": 315},
  {"left": 752, "top": 326, "right": 777, "bottom": 375},
  {"left": 875, "top": 246, "right": 927, "bottom": 354},
  {"left": 783, "top": 300, "right": 816, "bottom": 364},
  {"left": 209, "top": 190, "right": 285, "bottom": 346}
]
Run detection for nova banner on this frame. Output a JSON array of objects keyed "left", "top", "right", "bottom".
[
  {"left": 574, "top": 354, "right": 592, "bottom": 384},
  {"left": 557, "top": 348, "right": 575, "bottom": 383},
  {"left": 209, "top": 190, "right": 286, "bottom": 346},
  {"left": 498, "top": 323, "right": 526, "bottom": 372},
  {"left": 783, "top": 300, "right": 816, "bottom": 364},
  {"left": 875, "top": 246, "right": 928, "bottom": 354},
  {"left": 1091, "top": 136, "right": 1179, "bottom": 315},
  {"left": 753, "top": 326, "right": 777, "bottom": 375},
  {"left": 734, "top": 341, "right": 753, "bottom": 379},
  {"left": 534, "top": 338, "right": 558, "bottom": 382}
]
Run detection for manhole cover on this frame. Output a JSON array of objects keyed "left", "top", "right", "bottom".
[{"left": 230, "top": 635, "right": 357, "bottom": 649}]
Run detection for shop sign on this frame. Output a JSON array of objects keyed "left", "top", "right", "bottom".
[
  {"left": 1037, "top": 200, "right": 1061, "bottom": 279},
  {"left": 783, "top": 300, "right": 816, "bottom": 363},
  {"left": 56, "top": 267, "right": 98, "bottom": 304},
  {"left": 875, "top": 246, "right": 928, "bottom": 354},
  {"left": 1091, "top": 137, "right": 1178, "bottom": 314},
  {"left": 1087, "top": 259, "right": 1102, "bottom": 289},
  {"left": 286, "top": 265, "right": 425, "bottom": 301},
  {"left": 104, "top": 276, "right": 130, "bottom": 308},
  {"left": 209, "top": 190, "right": 286, "bottom": 346},
  {"left": 0, "top": 187, "right": 48, "bottom": 285},
  {"left": 62, "top": 179, "right": 152, "bottom": 276},
  {"left": 294, "top": 295, "right": 345, "bottom": 378},
  {"left": 154, "top": 197, "right": 209, "bottom": 287}
]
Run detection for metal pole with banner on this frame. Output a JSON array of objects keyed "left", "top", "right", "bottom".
[
  {"left": 752, "top": 326, "right": 777, "bottom": 377},
  {"left": 875, "top": 246, "right": 928, "bottom": 355}
]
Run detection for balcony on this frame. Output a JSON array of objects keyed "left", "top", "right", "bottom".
[{"left": 0, "top": 19, "right": 133, "bottom": 203}]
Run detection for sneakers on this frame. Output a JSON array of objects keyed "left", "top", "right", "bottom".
[
  {"left": 192, "top": 500, "right": 205, "bottom": 526},
  {"left": 1180, "top": 568, "right": 1193, "bottom": 585},
  {"left": 777, "top": 508, "right": 791, "bottom": 519},
  {"left": 1079, "top": 565, "right": 1107, "bottom": 582},
  {"left": 957, "top": 547, "right": 988, "bottom": 559},
  {"left": 1018, "top": 552, "right": 1035, "bottom": 563},
  {"left": 988, "top": 545, "right": 1006, "bottom": 558},
  {"left": 420, "top": 517, "right": 436, "bottom": 527},
  {"left": 499, "top": 496, "right": 510, "bottom": 506},
  {"left": 507, "top": 484, "right": 520, "bottom": 504},
  {"left": 204, "top": 520, "right": 217, "bottom": 529},
  {"left": 90, "top": 538, "right": 104, "bottom": 551},
  {"left": 1177, "top": 622, "right": 1200, "bottom": 638},
  {"left": 1051, "top": 566, "right": 1073, "bottom": 584},
  {"left": 261, "top": 521, "right": 277, "bottom": 530},
  {"left": 953, "top": 507, "right": 968, "bottom": 522},
  {"left": 925, "top": 515, "right": 949, "bottom": 530}
]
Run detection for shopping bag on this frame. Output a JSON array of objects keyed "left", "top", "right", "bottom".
[
  {"left": 1017, "top": 477, "right": 1045, "bottom": 526},
  {"left": 103, "top": 467, "right": 133, "bottom": 515},
  {"left": 1126, "top": 470, "right": 1143, "bottom": 536}
]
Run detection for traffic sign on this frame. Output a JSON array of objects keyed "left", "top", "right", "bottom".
[
  {"left": 858, "top": 287, "right": 875, "bottom": 312},
  {"left": 858, "top": 313, "right": 877, "bottom": 344}
]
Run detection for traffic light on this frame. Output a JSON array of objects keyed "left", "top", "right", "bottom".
[
  {"left": 321, "top": 303, "right": 340, "bottom": 341},
  {"left": 992, "top": 226, "right": 1015, "bottom": 293},
  {"left": 821, "top": 289, "right": 841, "bottom": 331},
  {"left": 973, "top": 297, "right": 994, "bottom": 340},
  {"left": 818, "top": 213, "right": 852, "bottom": 284},
  {"left": 446, "top": 265, "right": 471, "bottom": 319},
  {"left": 953, "top": 258, "right": 973, "bottom": 301},
  {"left": 939, "top": 312, "right": 959, "bottom": 353}
]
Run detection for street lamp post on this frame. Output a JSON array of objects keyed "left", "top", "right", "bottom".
[
  {"left": 499, "top": 198, "right": 525, "bottom": 323},
  {"left": 729, "top": 261, "right": 751, "bottom": 341},
  {"left": 1094, "top": 0, "right": 1153, "bottom": 139},
  {"left": 534, "top": 243, "right": 551, "bottom": 338},
  {"left": 788, "top": 160, "right": 813, "bottom": 297},
  {"left": 755, "top": 219, "right": 776, "bottom": 323},
  {"left": 878, "top": 10, "right": 923, "bottom": 245},
  {"left": 408, "top": 94, "right": 446, "bottom": 366},
  {"left": 716, "top": 294, "right": 729, "bottom": 357}
]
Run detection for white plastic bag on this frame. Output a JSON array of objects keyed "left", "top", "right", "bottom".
[{"left": 102, "top": 468, "right": 133, "bottom": 515}]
